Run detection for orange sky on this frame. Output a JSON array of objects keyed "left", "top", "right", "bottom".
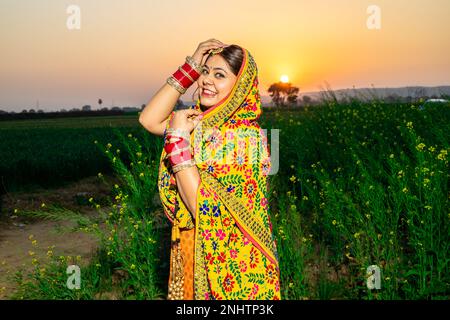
[{"left": 0, "top": 0, "right": 449, "bottom": 111}]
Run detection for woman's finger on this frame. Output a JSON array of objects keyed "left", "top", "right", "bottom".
[
  {"left": 184, "top": 109, "right": 202, "bottom": 117},
  {"left": 201, "top": 40, "right": 225, "bottom": 50},
  {"left": 201, "top": 44, "right": 224, "bottom": 55},
  {"left": 191, "top": 115, "right": 203, "bottom": 129},
  {"left": 205, "top": 38, "right": 223, "bottom": 45}
]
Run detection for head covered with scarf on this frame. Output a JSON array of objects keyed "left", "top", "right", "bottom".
[{"left": 158, "top": 45, "right": 280, "bottom": 299}]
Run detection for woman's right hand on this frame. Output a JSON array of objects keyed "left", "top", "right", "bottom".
[{"left": 191, "top": 39, "right": 228, "bottom": 67}]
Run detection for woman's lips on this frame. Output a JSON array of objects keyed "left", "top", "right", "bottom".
[{"left": 201, "top": 89, "right": 217, "bottom": 97}]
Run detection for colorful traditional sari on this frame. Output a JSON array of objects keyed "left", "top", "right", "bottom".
[{"left": 158, "top": 46, "right": 280, "bottom": 300}]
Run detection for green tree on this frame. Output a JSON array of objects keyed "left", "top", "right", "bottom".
[{"left": 268, "top": 82, "right": 299, "bottom": 107}]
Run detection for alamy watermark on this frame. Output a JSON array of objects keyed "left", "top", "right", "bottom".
[
  {"left": 366, "top": 265, "right": 381, "bottom": 290},
  {"left": 189, "top": 124, "right": 280, "bottom": 175},
  {"left": 66, "top": 5, "right": 81, "bottom": 30},
  {"left": 367, "top": 5, "right": 381, "bottom": 30},
  {"left": 66, "top": 265, "right": 81, "bottom": 290}
]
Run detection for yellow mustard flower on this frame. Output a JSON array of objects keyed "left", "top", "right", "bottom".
[{"left": 415, "top": 143, "right": 426, "bottom": 151}]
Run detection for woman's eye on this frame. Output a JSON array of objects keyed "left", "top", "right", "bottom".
[{"left": 202, "top": 69, "right": 224, "bottom": 78}]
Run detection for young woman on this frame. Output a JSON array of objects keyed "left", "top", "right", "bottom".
[{"left": 139, "top": 39, "right": 280, "bottom": 300}]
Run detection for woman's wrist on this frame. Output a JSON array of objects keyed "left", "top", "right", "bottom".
[
  {"left": 172, "top": 159, "right": 196, "bottom": 174},
  {"left": 186, "top": 55, "right": 202, "bottom": 74},
  {"left": 164, "top": 128, "right": 196, "bottom": 173},
  {"left": 166, "top": 56, "right": 202, "bottom": 95}
]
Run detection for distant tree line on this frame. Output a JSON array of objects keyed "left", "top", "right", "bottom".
[
  {"left": 0, "top": 99, "right": 190, "bottom": 121},
  {"left": 266, "top": 81, "right": 450, "bottom": 108},
  {"left": 0, "top": 106, "right": 139, "bottom": 121}
]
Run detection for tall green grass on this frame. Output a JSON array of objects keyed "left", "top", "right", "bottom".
[
  {"left": 264, "top": 100, "right": 449, "bottom": 299},
  {"left": 10, "top": 100, "right": 449, "bottom": 299},
  {"left": 12, "top": 130, "right": 169, "bottom": 299}
]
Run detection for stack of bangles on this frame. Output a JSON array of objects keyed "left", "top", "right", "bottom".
[
  {"left": 164, "top": 127, "right": 196, "bottom": 173},
  {"left": 166, "top": 55, "right": 203, "bottom": 94}
]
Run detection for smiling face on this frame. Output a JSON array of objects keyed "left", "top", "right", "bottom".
[{"left": 197, "top": 54, "right": 238, "bottom": 109}]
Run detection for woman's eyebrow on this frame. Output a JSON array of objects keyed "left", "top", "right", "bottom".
[{"left": 203, "top": 64, "right": 228, "bottom": 74}]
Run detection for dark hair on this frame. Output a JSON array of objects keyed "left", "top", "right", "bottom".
[
  {"left": 192, "top": 44, "right": 244, "bottom": 102},
  {"left": 212, "top": 44, "right": 244, "bottom": 76}
]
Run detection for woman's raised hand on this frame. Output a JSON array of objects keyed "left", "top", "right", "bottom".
[
  {"left": 169, "top": 109, "right": 203, "bottom": 133},
  {"left": 191, "top": 39, "right": 228, "bottom": 67}
]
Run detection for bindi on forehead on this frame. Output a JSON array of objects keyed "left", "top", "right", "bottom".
[{"left": 204, "top": 64, "right": 228, "bottom": 74}]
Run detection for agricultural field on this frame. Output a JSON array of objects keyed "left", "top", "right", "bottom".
[
  {"left": 0, "top": 114, "right": 145, "bottom": 192},
  {"left": 0, "top": 100, "right": 449, "bottom": 299}
]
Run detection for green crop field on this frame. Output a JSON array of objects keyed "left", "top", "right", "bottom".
[
  {"left": 1, "top": 100, "right": 449, "bottom": 299},
  {"left": 0, "top": 115, "right": 152, "bottom": 192}
]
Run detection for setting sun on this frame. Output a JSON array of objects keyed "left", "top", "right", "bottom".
[{"left": 280, "top": 75, "right": 289, "bottom": 83}]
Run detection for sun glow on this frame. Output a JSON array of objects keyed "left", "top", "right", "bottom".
[{"left": 280, "top": 75, "right": 289, "bottom": 83}]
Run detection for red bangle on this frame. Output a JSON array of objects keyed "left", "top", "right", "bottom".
[
  {"left": 164, "top": 134, "right": 193, "bottom": 167},
  {"left": 164, "top": 137, "right": 189, "bottom": 154},
  {"left": 181, "top": 62, "right": 201, "bottom": 81},
  {"left": 168, "top": 148, "right": 192, "bottom": 166},
  {"left": 172, "top": 62, "right": 201, "bottom": 89}
]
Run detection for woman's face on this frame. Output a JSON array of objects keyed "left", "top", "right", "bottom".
[{"left": 197, "top": 54, "right": 238, "bottom": 108}]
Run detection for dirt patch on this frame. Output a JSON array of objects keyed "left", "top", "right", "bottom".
[{"left": 0, "top": 175, "right": 120, "bottom": 299}]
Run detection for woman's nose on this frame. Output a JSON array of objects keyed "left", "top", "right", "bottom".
[
  {"left": 203, "top": 78, "right": 213, "bottom": 86},
  {"left": 202, "top": 73, "right": 214, "bottom": 84}
]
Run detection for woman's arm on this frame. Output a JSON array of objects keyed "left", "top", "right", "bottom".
[
  {"left": 144, "top": 39, "right": 225, "bottom": 214},
  {"left": 139, "top": 39, "right": 225, "bottom": 136},
  {"left": 140, "top": 82, "right": 200, "bottom": 215},
  {"left": 139, "top": 81, "right": 200, "bottom": 215},
  {"left": 138, "top": 82, "right": 180, "bottom": 136},
  {"left": 175, "top": 166, "right": 201, "bottom": 217}
]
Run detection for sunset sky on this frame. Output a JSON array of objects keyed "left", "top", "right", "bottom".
[{"left": 1, "top": 0, "right": 449, "bottom": 112}]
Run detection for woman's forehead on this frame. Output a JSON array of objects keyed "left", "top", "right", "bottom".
[{"left": 204, "top": 55, "right": 230, "bottom": 70}]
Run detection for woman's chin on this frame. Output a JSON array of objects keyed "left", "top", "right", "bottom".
[{"left": 200, "top": 97, "right": 218, "bottom": 107}]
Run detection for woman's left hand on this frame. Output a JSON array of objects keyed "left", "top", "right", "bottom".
[{"left": 169, "top": 109, "right": 203, "bottom": 133}]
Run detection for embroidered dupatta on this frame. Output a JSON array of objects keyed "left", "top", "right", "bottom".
[{"left": 158, "top": 46, "right": 280, "bottom": 300}]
